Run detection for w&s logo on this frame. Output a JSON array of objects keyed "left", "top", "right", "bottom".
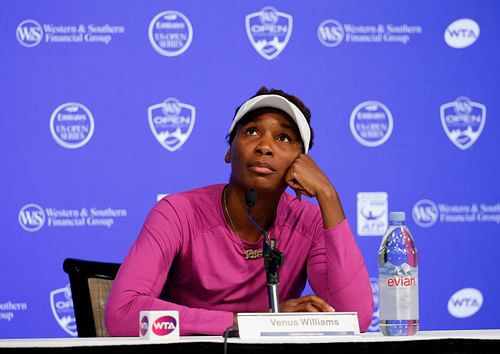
[
  {"left": 148, "top": 97, "right": 196, "bottom": 152},
  {"left": 412, "top": 199, "right": 438, "bottom": 228},
  {"left": 18, "top": 203, "right": 46, "bottom": 232},
  {"left": 246, "top": 7, "right": 293, "bottom": 60},
  {"left": 16, "top": 19, "right": 43, "bottom": 47}
]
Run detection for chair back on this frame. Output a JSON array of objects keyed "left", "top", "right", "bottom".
[{"left": 63, "top": 258, "right": 121, "bottom": 337}]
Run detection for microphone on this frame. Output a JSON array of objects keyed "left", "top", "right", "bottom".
[{"left": 245, "top": 188, "right": 284, "bottom": 313}]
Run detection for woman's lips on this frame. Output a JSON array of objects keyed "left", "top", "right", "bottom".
[{"left": 248, "top": 162, "right": 275, "bottom": 175}]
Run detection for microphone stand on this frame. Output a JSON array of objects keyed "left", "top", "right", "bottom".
[{"left": 246, "top": 189, "right": 284, "bottom": 313}]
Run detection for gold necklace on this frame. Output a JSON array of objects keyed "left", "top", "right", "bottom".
[{"left": 223, "top": 185, "right": 263, "bottom": 260}]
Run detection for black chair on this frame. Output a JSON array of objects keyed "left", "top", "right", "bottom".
[{"left": 63, "top": 258, "right": 121, "bottom": 337}]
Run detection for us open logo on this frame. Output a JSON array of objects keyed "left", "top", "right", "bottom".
[
  {"left": 16, "top": 19, "right": 43, "bottom": 47},
  {"left": 148, "top": 10, "right": 193, "bottom": 57},
  {"left": 148, "top": 97, "right": 196, "bottom": 152},
  {"left": 440, "top": 97, "right": 486, "bottom": 150},
  {"left": 50, "top": 103, "right": 95, "bottom": 149},
  {"left": 18, "top": 203, "right": 46, "bottom": 232},
  {"left": 317, "top": 19, "right": 344, "bottom": 47},
  {"left": 246, "top": 6, "right": 293, "bottom": 60},
  {"left": 350, "top": 101, "right": 393, "bottom": 147}
]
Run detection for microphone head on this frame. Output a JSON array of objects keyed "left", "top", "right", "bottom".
[{"left": 245, "top": 188, "right": 257, "bottom": 208}]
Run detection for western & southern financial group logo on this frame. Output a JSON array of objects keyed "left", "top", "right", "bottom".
[
  {"left": 350, "top": 101, "right": 393, "bottom": 147},
  {"left": 50, "top": 103, "right": 95, "bottom": 149},
  {"left": 16, "top": 19, "right": 43, "bottom": 47},
  {"left": 440, "top": 97, "right": 486, "bottom": 150},
  {"left": 148, "top": 97, "right": 196, "bottom": 151},
  {"left": 149, "top": 10, "right": 193, "bottom": 57},
  {"left": 50, "top": 284, "right": 77, "bottom": 336},
  {"left": 246, "top": 6, "right": 293, "bottom": 60}
]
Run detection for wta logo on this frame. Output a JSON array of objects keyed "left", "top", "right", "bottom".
[
  {"left": 151, "top": 315, "right": 177, "bottom": 335},
  {"left": 448, "top": 288, "right": 483, "bottom": 318}
]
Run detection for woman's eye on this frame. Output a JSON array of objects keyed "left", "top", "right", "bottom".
[
  {"left": 277, "top": 135, "right": 291, "bottom": 143},
  {"left": 245, "top": 128, "right": 258, "bottom": 136}
]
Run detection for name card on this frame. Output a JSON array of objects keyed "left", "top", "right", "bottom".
[
  {"left": 237, "top": 312, "right": 359, "bottom": 338},
  {"left": 139, "top": 310, "right": 179, "bottom": 340}
]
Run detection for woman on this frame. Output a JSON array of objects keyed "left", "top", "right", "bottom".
[{"left": 105, "top": 87, "right": 373, "bottom": 335}]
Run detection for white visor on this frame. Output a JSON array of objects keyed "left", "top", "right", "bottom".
[{"left": 228, "top": 94, "right": 311, "bottom": 153}]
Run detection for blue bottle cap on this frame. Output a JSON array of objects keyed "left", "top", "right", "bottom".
[{"left": 389, "top": 211, "right": 406, "bottom": 222}]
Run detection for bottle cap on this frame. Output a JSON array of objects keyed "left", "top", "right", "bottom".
[{"left": 389, "top": 211, "right": 406, "bottom": 222}]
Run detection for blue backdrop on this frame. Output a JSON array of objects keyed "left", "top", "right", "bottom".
[{"left": 1, "top": 0, "right": 499, "bottom": 338}]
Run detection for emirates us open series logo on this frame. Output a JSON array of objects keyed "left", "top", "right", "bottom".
[
  {"left": 148, "top": 97, "right": 196, "bottom": 151},
  {"left": 246, "top": 6, "right": 293, "bottom": 60},
  {"left": 50, "top": 102, "right": 95, "bottom": 149},
  {"left": 148, "top": 11, "right": 193, "bottom": 57}
]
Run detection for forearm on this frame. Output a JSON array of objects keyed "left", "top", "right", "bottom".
[
  {"left": 316, "top": 185, "right": 346, "bottom": 228},
  {"left": 105, "top": 291, "right": 234, "bottom": 336}
]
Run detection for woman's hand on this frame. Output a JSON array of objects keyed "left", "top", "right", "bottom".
[
  {"left": 280, "top": 295, "right": 335, "bottom": 312},
  {"left": 285, "top": 154, "right": 345, "bottom": 228}
]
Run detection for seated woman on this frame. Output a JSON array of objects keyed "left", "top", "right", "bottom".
[{"left": 105, "top": 87, "right": 374, "bottom": 335}]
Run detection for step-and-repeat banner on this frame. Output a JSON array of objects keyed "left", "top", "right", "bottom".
[{"left": 1, "top": 0, "right": 499, "bottom": 338}]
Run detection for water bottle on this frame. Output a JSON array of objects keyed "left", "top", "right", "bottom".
[{"left": 378, "top": 211, "right": 419, "bottom": 336}]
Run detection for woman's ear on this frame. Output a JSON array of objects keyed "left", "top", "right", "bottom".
[{"left": 224, "top": 150, "right": 231, "bottom": 163}]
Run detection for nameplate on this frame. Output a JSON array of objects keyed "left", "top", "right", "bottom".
[{"left": 237, "top": 312, "right": 360, "bottom": 338}]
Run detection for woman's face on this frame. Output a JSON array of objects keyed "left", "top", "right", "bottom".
[{"left": 229, "top": 111, "right": 303, "bottom": 193}]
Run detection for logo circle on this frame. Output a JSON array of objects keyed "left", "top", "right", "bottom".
[
  {"left": 152, "top": 315, "right": 177, "bottom": 335},
  {"left": 350, "top": 101, "right": 393, "bottom": 147},
  {"left": 140, "top": 316, "right": 149, "bottom": 336},
  {"left": 317, "top": 19, "right": 344, "bottom": 47},
  {"left": 50, "top": 102, "right": 95, "bottom": 149},
  {"left": 448, "top": 288, "right": 483, "bottom": 318},
  {"left": 16, "top": 19, "right": 43, "bottom": 47},
  {"left": 18, "top": 203, "right": 46, "bottom": 232},
  {"left": 148, "top": 11, "right": 193, "bottom": 57},
  {"left": 412, "top": 199, "right": 439, "bottom": 228},
  {"left": 444, "top": 18, "right": 480, "bottom": 49}
]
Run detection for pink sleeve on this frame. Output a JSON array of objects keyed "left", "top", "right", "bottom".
[
  {"left": 307, "top": 218, "right": 374, "bottom": 332},
  {"left": 104, "top": 200, "right": 234, "bottom": 336}
]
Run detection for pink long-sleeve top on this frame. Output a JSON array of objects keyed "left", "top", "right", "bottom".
[{"left": 105, "top": 184, "right": 373, "bottom": 335}]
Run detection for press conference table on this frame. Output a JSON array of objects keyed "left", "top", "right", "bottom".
[{"left": 1, "top": 330, "right": 499, "bottom": 354}]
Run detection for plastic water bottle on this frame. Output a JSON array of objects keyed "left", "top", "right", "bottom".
[{"left": 378, "top": 211, "right": 419, "bottom": 336}]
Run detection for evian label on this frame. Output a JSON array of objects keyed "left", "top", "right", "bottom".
[
  {"left": 444, "top": 18, "right": 480, "bottom": 49},
  {"left": 148, "top": 97, "right": 196, "bottom": 152},
  {"left": 440, "top": 97, "right": 486, "bottom": 150},
  {"left": 379, "top": 263, "right": 419, "bottom": 320},
  {"left": 246, "top": 6, "right": 293, "bottom": 60}
]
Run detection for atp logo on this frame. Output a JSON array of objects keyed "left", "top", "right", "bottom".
[
  {"left": 18, "top": 203, "right": 46, "bottom": 232},
  {"left": 245, "top": 6, "right": 293, "bottom": 60},
  {"left": 412, "top": 199, "right": 439, "bottom": 228},
  {"left": 444, "top": 18, "right": 480, "bottom": 49},
  {"left": 16, "top": 19, "right": 43, "bottom": 47},
  {"left": 448, "top": 288, "right": 483, "bottom": 318},
  {"left": 440, "top": 97, "right": 486, "bottom": 150},
  {"left": 317, "top": 19, "right": 344, "bottom": 47},
  {"left": 148, "top": 97, "right": 196, "bottom": 152},
  {"left": 152, "top": 316, "right": 177, "bottom": 335}
]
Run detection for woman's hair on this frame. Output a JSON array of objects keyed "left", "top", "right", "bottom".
[{"left": 227, "top": 86, "right": 314, "bottom": 151}]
